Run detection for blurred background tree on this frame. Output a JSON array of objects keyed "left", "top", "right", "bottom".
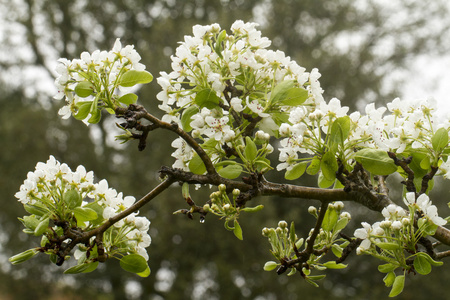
[{"left": 1, "top": 0, "right": 450, "bottom": 299}]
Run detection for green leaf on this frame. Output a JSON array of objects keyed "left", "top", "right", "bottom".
[
  {"left": 322, "top": 206, "right": 339, "bottom": 232},
  {"left": 318, "top": 172, "right": 335, "bottom": 188},
  {"left": 118, "top": 93, "right": 138, "bottom": 105},
  {"left": 9, "top": 249, "right": 39, "bottom": 265},
  {"left": 322, "top": 261, "right": 347, "bottom": 269},
  {"left": 88, "top": 109, "right": 101, "bottom": 124},
  {"left": 120, "top": 254, "right": 148, "bottom": 274},
  {"left": 63, "top": 188, "right": 82, "bottom": 209},
  {"left": 75, "top": 81, "right": 94, "bottom": 98},
  {"left": 263, "top": 261, "right": 278, "bottom": 271},
  {"left": 24, "top": 204, "right": 47, "bottom": 217},
  {"left": 74, "top": 101, "right": 93, "bottom": 120},
  {"left": 270, "top": 80, "right": 308, "bottom": 106},
  {"left": 214, "top": 30, "right": 227, "bottom": 59},
  {"left": 188, "top": 153, "right": 206, "bottom": 175},
  {"left": 354, "top": 149, "right": 398, "bottom": 175},
  {"left": 119, "top": 70, "right": 153, "bottom": 87},
  {"left": 34, "top": 217, "right": 49, "bottom": 236},
  {"left": 233, "top": 219, "right": 243, "bottom": 240},
  {"left": 244, "top": 136, "right": 257, "bottom": 162},
  {"left": 329, "top": 116, "right": 351, "bottom": 150},
  {"left": 218, "top": 164, "right": 243, "bottom": 179},
  {"left": 420, "top": 156, "right": 431, "bottom": 170},
  {"left": 239, "top": 205, "right": 264, "bottom": 213},
  {"left": 376, "top": 242, "right": 401, "bottom": 251},
  {"left": 181, "top": 106, "right": 199, "bottom": 132},
  {"left": 414, "top": 254, "right": 432, "bottom": 275},
  {"left": 306, "top": 157, "right": 321, "bottom": 175},
  {"left": 378, "top": 263, "right": 397, "bottom": 273},
  {"left": 182, "top": 182, "right": 190, "bottom": 199},
  {"left": 321, "top": 151, "right": 338, "bottom": 181},
  {"left": 64, "top": 262, "right": 99, "bottom": 274},
  {"left": 389, "top": 275, "right": 405, "bottom": 297},
  {"left": 289, "top": 222, "right": 296, "bottom": 244},
  {"left": 20, "top": 215, "right": 40, "bottom": 231},
  {"left": 331, "top": 244, "right": 343, "bottom": 258},
  {"left": 73, "top": 207, "right": 98, "bottom": 222},
  {"left": 383, "top": 272, "right": 396, "bottom": 287},
  {"left": 432, "top": 127, "right": 448, "bottom": 152},
  {"left": 334, "top": 217, "right": 349, "bottom": 232},
  {"left": 416, "top": 252, "right": 443, "bottom": 267},
  {"left": 194, "top": 88, "right": 221, "bottom": 109},
  {"left": 284, "top": 162, "right": 308, "bottom": 180},
  {"left": 137, "top": 266, "right": 151, "bottom": 277}
]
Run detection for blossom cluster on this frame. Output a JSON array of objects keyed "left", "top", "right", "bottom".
[
  {"left": 54, "top": 38, "right": 148, "bottom": 123},
  {"left": 14, "top": 156, "right": 151, "bottom": 264},
  {"left": 277, "top": 95, "right": 450, "bottom": 172},
  {"left": 354, "top": 192, "right": 446, "bottom": 256},
  {"left": 157, "top": 20, "right": 325, "bottom": 171}
]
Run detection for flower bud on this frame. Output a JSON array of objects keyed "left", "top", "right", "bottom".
[
  {"left": 203, "top": 204, "right": 211, "bottom": 213},
  {"left": 391, "top": 220, "right": 403, "bottom": 231},
  {"left": 340, "top": 212, "right": 351, "bottom": 220},
  {"left": 218, "top": 184, "right": 226, "bottom": 193},
  {"left": 232, "top": 189, "right": 240, "bottom": 197},
  {"left": 278, "top": 220, "right": 288, "bottom": 229},
  {"left": 308, "top": 206, "right": 317, "bottom": 215},
  {"left": 334, "top": 201, "right": 344, "bottom": 211},
  {"left": 262, "top": 227, "right": 270, "bottom": 237},
  {"left": 401, "top": 217, "right": 410, "bottom": 226},
  {"left": 192, "top": 129, "right": 201, "bottom": 138},
  {"left": 380, "top": 220, "right": 392, "bottom": 229}
]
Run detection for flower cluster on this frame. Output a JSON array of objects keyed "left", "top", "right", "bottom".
[
  {"left": 13, "top": 156, "right": 151, "bottom": 273},
  {"left": 354, "top": 192, "right": 446, "bottom": 261},
  {"left": 54, "top": 38, "right": 151, "bottom": 124},
  {"left": 156, "top": 20, "right": 324, "bottom": 171}
]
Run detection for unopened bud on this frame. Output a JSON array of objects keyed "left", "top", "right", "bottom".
[
  {"left": 203, "top": 204, "right": 211, "bottom": 213},
  {"left": 218, "top": 184, "right": 226, "bottom": 192},
  {"left": 232, "top": 189, "right": 240, "bottom": 197},
  {"left": 278, "top": 220, "right": 288, "bottom": 229},
  {"left": 262, "top": 227, "right": 270, "bottom": 237}
]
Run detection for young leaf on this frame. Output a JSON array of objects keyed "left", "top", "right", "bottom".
[
  {"left": 24, "top": 204, "right": 47, "bottom": 217},
  {"left": 263, "top": 261, "right": 278, "bottom": 271},
  {"left": 376, "top": 242, "right": 401, "bottom": 251},
  {"left": 284, "top": 162, "right": 308, "bottom": 180},
  {"left": 378, "top": 263, "right": 397, "bottom": 273},
  {"left": 244, "top": 136, "right": 257, "bottom": 162},
  {"left": 118, "top": 93, "right": 138, "bottom": 105},
  {"left": 334, "top": 217, "right": 349, "bottom": 232},
  {"left": 120, "top": 254, "right": 148, "bottom": 274},
  {"left": 270, "top": 80, "right": 308, "bottom": 106},
  {"left": 63, "top": 188, "right": 82, "bottom": 209},
  {"left": 188, "top": 153, "right": 207, "bottom": 175},
  {"left": 321, "top": 151, "right": 338, "bottom": 181},
  {"left": 88, "top": 109, "right": 101, "bottom": 124},
  {"left": 431, "top": 127, "right": 448, "bottom": 153},
  {"left": 73, "top": 207, "right": 98, "bottom": 222},
  {"left": 318, "top": 172, "right": 335, "bottom": 188},
  {"left": 322, "top": 261, "right": 347, "bottom": 269},
  {"left": 329, "top": 116, "right": 351, "bottom": 149},
  {"left": 64, "top": 262, "right": 99, "bottom": 274},
  {"left": 389, "top": 274, "right": 405, "bottom": 297},
  {"left": 233, "top": 219, "right": 243, "bottom": 240},
  {"left": 289, "top": 221, "right": 296, "bottom": 244},
  {"left": 414, "top": 254, "right": 432, "bottom": 275},
  {"left": 182, "top": 182, "right": 190, "bottom": 199},
  {"left": 34, "top": 217, "right": 49, "bottom": 236},
  {"left": 214, "top": 30, "right": 227, "bottom": 59},
  {"left": 137, "top": 266, "right": 151, "bottom": 278},
  {"left": 331, "top": 244, "right": 343, "bottom": 258},
  {"left": 322, "top": 206, "right": 339, "bottom": 232},
  {"left": 74, "top": 101, "right": 93, "bottom": 120},
  {"left": 9, "top": 249, "right": 39, "bottom": 265},
  {"left": 354, "top": 148, "right": 398, "bottom": 175},
  {"left": 119, "top": 70, "right": 153, "bottom": 87},
  {"left": 307, "top": 157, "right": 321, "bottom": 175},
  {"left": 218, "top": 164, "right": 243, "bottom": 179},
  {"left": 194, "top": 88, "right": 221, "bottom": 109},
  {"left": 418, "top": 252, "right": 444, "bottom": 267},
  {"left": 383, "top": 271, "right": 396, "bottom": 287},
  {"left": 75, "top": 81, "right": 94, "bottom": 98},
  {"left": 181, "top": 106, "right": 199, "bottom": 132}
]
